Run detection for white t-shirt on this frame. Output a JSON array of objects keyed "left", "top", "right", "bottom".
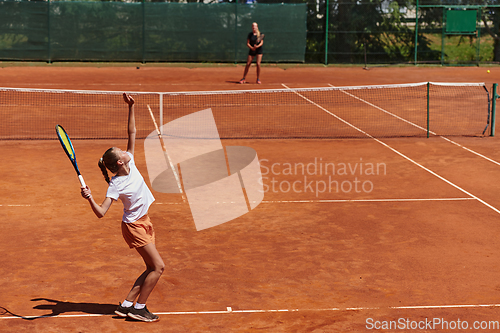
[{"left": 106, "top": 152, "right": 155, "bottom": 223}]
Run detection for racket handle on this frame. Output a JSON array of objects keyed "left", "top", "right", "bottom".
[{"left": 78, "top": 175, "right": 86, "bottom": 188}]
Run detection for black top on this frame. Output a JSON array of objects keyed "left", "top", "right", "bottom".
[{"left": 247, "top": 32, "right": 263, "bottom": 55}]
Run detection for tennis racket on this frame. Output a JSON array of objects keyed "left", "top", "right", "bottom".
[
  {"left": 256, "top": 33, "right": 265, "bottom": 44},
  {"left": 55, "top": 124, "right": 86, "bottom": 188}
]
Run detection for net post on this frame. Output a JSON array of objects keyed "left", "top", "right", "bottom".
[
  {"left": 427, "top": 82, "right": 430, "bottom": 138},
  {"left": 492, "top": 83, "right": 498, "bottom": 137}
]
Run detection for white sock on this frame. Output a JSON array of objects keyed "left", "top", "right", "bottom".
[
  {"left": 122, "top": 300, "right": 133, "bottom": 308},
  {"left": 134, "top": 302, "right": 146, "bottom": 310}
]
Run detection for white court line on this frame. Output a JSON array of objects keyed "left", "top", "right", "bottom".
[
  {"left": 174, "top": 198, "right": 475, "bottom": 205},
  {"left": 326, "top": 83, "right": 500, "bottom": 167},
  {"left": 2, "top": 303, "right": 500, "bottom": 320},
  {"left": 0, "top": 198, "right": 475, "bottom": 208},
  {"left": 281, "top": 84, "right": 500, "bottom": 215},
  {"left": 440, "top": 136, "right": 500, "bottom": 166},
  {"left": 259, "top": 198, "right": 474, "bottom": 204},
  {"left": 328, "top": 84, "right": 430, "bottom": 133}
]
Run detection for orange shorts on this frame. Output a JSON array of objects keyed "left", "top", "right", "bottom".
[{"left": 121, "top": 214, "right": 156, "bottom": 249}]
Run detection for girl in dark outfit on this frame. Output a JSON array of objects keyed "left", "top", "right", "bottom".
[{"left": 240, "top": 22, "right": 264, "bottom": 84}]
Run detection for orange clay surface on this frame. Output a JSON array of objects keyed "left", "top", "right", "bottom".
[{"left": 1, "top": 64, "right": 500, "bottom": 332}]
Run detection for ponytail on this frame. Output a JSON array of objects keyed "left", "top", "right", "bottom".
[
  {"left": 98, "top": 158, "right": 110, "bottom": 184},
  {"left": 98, "top": 147, "right": 120, "bottom": 184},
  {"left": 253, "top": 22, "right": 260, "bottom": 40}
]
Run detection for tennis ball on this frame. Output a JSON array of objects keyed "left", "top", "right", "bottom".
[{"left": 487, "top": 70, "right": 490, "bottom": 73}]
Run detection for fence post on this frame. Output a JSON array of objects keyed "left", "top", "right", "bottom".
[
  {"left": 414, "top": 0, "right": 418, "bottom": 65},
  {"left": 142, "top": 0, "right": 146, "bottom": 64},
  {"left": 492, "top": 83, "right": 498, "bottom": 137},
  {"left": 476, "top": 8, "right": 481, "bottom": 66},
  {"left": 47, "top": 0, "right": 51, "bottom": 63},
  {"left": 324, "top": 0, "right": 329, "bottom": 65},
  {"left": 441, "top": 9, "right": 445, "bottom": 66},
  {"left": 234, "top": 0, "right": 238, "bottom": 64}
]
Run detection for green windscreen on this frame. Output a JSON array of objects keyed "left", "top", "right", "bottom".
[
  {"left": 0, "top": 0, "right": 48, "bottom": 60},
  {"left": 0, "top": 0, "right": 307, "bottom": 63},
  {"left": 50, "top": 1, "right": 143, "bottom": 61}
]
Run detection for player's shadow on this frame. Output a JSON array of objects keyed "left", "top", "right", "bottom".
[{"left": 0, "top": 298, "right": 119, "bottom": 320}]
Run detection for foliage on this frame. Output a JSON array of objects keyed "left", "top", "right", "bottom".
[{"left": 303, "top": 0, "right": 440, "bottom": 63}]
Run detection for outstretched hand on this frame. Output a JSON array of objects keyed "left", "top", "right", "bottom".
[{"left": 123, "top": 93, "right": 135, "bottom": 106}]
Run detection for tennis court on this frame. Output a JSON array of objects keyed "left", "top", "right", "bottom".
[{"left": 1, "top": 65, "right": 500, "bottom": 332}]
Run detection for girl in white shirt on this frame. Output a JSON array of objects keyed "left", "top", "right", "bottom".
[{"left": 81, "top": 93, "right": 164, "bottom": 322}]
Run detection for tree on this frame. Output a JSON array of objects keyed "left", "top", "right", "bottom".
[
  {"left": 482, "top": 7, "right": 500, "bottom": 62},
  {"left": 308, "top": 0, "right": 439, "bottom": 63}
]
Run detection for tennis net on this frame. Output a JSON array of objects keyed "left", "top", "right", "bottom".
[{"left": 0, "top": 82, "right": 492, "bottom": 140}]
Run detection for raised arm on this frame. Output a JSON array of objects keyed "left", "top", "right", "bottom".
[
  {"left": 81, "top": 187, "right": 114, "bottom": 218},
  {"left": 123, "top": 93, "right": 136, "bottom": 155}
]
